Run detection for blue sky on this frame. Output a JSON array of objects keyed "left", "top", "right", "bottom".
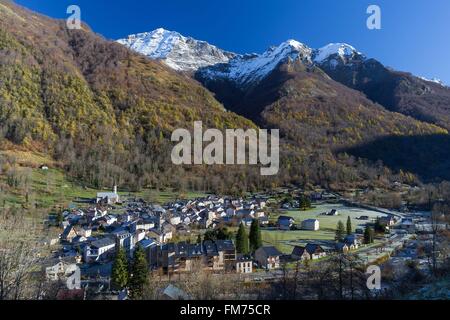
[{"left": 15, "top": 0, "right": 450, "bottom": 84}]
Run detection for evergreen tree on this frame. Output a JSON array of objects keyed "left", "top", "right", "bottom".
[
  {"left": 364, "top": 226, "right": 374, "bottom": 244},
  {"left": 335, "top": 221, "right": 345, "bottom": 242},
  {"left": 129, "top": 246, "right": 148, "bottom": 299},
  {"left": 236, "top": 223, "right": 249, "bottom": 254},
  {"left": 249, "top": 219, "right": 262, "bottom": 252},
  {"left": 346, "top": 216, "right": 352, "bottom": 235},
  {"left": 111, "top": 247, "right": 129, "bottom": 290},
  {"left": 299, "top": 195, "right": 311, "bottom": 210}
]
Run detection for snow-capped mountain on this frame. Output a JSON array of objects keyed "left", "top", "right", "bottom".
[
  {"left": 313, "top": 43, "right": 365, "bottom": 69},
  {"left": 117, "top": 28, "right": 235, "bottom": 72},
  {"left": 199, "top": 40, "right": 314, "bottom": 87},
  {"left": 117, "top": 28, "right": 366, "bottom": 86}
]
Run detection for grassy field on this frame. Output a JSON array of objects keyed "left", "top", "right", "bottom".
[
  {"left": 0, "top": 167, "right": 96, "bottom": 210},
  {"left": 262, "top": 203, "right": 388, "bottom": 253},
  {"left": 1, "top": 149, "right": 208, "bottom": 211}
]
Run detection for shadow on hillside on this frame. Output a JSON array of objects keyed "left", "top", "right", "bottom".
[{"left": 341, "top": 134, "right": 450, "bottom": 182}]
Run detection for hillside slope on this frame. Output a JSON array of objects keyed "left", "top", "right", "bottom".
[
  {"left": 2, "top": 1, "right": 450, "bottom": 195},
  {"left": 0, "top": 0, "right": 256, "bottom": 191},
  {"left": 318, "top": 55, "right": 450, "bottom": 131}
]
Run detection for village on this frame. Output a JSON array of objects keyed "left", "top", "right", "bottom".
[{"left": 41, "top": 186, "right": 443, "bottom": 299}]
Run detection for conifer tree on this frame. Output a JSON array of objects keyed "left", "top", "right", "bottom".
[
  {"left": 129, "top": 246, "right": 148, "bottom": 299},
  {"left": 236, "top": 223, "right": 249, "bottom": 254},
  {"left": 111, "top": 247, "right": 129, "bottom": 290},
  {"left": 335, "top": 220, "right": 345, "bottom": 242},
  {"left": 346, "top": 216, "right": 352, "bottom": 235},
  {"left": 249, "top": 219, "right": 262, "bottom": 252}
]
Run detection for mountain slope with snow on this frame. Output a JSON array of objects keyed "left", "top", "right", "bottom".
[
  {"left": 117, "top": 28, "right": 235, "bottom": 71},
  {"left": 198, "top": 40, "right": 313, "bottom": 88},
  {"left": 117, "top": 28, "right": 450, "bottom": 131},
  {"left": 117, "top": 29, "right": 365, "bottom": 86}
]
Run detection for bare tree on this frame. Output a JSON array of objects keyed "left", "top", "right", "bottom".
[{"left": 0, "top": 210, "right": 41, "bottom": 300}]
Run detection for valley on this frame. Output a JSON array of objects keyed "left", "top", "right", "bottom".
[{"left": 0, "top": 0, "right": 449, "bottom": 302}]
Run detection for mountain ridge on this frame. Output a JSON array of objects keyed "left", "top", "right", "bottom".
[{"left": 118, "top": 28, "right": 450, "bottom": 132}]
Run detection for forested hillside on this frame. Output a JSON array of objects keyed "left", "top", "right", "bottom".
[{"left": 1, "top": 0, "right": 450, "bottom": 196}]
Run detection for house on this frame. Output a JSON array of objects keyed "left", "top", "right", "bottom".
[
  {"left": 291, "top": 246, "right": 311, "bottom": 261},
  {"left": 96, "top": 186, "right": 120, "bottom": 205},
  {"left": 61, "top": 225, "right": 78, "bottom": 243},
  {"left": 255, "top": 246, "right": 282, "bottom": 270},
  {"left": 235, "top": 255, "right": 253, "bottom": 274},
  {"left": 343, "top": 234, "right": 360, "bottom": 249},
  {"left": 301, "top": 219, "right": 320, "bottom": 231},
  {"left": 277, "top": 216, "right": 295, "bottom": 230},
  {"left": 44, "top": 257, "right": 81, "bottom": 290},
  {"left": 84, "top": 237, "right": 116, "bottom": 263},
  {"left": 113, "top": 230, "right": 135, "bottom": 256},
  {"left": 131, "top": 219, "right": 155, "bottom": 232},
  {"left": 203, "top": 240, "right": 236, "bottom": 272},
  {"left": 170, "top": 215, "right": 181, "bottom": 225},
  {"left": 335, "top": 243, "right": 350, "bottom": 253},
  {"left": 304, "top": 243, "right": 326, "bottom": 259},
  {"left": 104, "top": 215, "right": 118, "bottom": 226},
  {"left": 214, "top": 240, "right": 237, "bottom": 272},
  {"left": 158, "top": 242, "right": 204, "bottom": 273},
  {"left": 328, "top": 209, "right": 339, "bottom": 216},
  {"left": 74, "top": 226, "right": 92, "bottom": 238},
  {"left": 379, "top": 216, "right": 396, "bottom": 227}
]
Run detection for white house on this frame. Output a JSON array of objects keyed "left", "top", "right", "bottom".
[
  {"left": 301, "top": 219, "right": 320, "bottom": 231},
  {"left": 235, "top": 256, "right": 253, "bottom": 274},
  {"left": 84, "top": 237, "right": 116, "bottom": 263}
]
